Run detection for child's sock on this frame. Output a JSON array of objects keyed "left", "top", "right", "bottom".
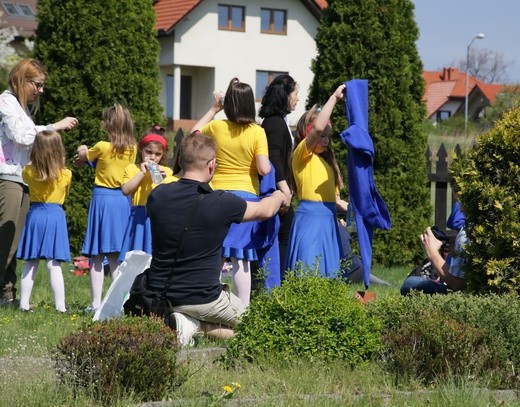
[
  {"left": 47, "top": 259, "right": 66, "bottom": 312},
  {"left": 20, "top": 260, "right": 39, "bottom": 310}
]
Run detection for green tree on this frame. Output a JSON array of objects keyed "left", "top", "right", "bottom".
[
  {"left": 33, "top": 0, "right": 164, "bottom": 254},
  {"left": 308, "top": 0, "right": 430, "bottom": 265}
]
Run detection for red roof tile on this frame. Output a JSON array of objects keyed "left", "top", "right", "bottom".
[
  {"left": 424, "top": 81, "right": 456, "bottom": 118},
  {"left": 314, "top": 0, "right": 328, "bottom": 9},
  {"left": 154, "top": 0, "right": 202, "bottom": 33},
  {"left": 422, "top": 67, "right": 505, "bottom": 118},
  {"left": 154, "top": 0, "right": 327, "bottom": 33},
  {"left": 479, "top": 83, "right": 503, "bottom": 104}
]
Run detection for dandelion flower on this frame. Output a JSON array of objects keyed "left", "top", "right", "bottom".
[{"left": 223, "top": 385, "right": 233, "bottom": 393}]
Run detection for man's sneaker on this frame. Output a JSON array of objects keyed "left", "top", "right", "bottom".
[
  {"left": 0, "top": 298, "right": 16, "bottom": 307},
  {"left": 173, "top": 312, "right": 201, "bottom": 347}
]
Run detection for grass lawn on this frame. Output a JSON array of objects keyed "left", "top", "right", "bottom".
[{"left": 0, "top": 262, "right": 517, "bottom": 406}]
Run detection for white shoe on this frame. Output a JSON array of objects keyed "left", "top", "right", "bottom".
[{"left": 173, "top": 312, "right": 200, "bottom": 347}]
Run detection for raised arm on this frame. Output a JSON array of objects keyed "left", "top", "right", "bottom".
[
  {"left": 190, "top": 92, "right": 223, "bottom": 133},
  {"left": 305, "top": 84, "right": 345, "bottom": 152}
]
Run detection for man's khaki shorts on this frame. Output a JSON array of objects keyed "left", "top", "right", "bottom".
[{"left": 172, "top": 285, "right": 245, "bottom": 328}]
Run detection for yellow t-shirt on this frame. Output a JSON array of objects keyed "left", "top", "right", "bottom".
[
  {"left": 200, "top": 120, "right": 268, "bottom": 195},
  {"left": 162, "top": 173, "right": 180, "bottom": 184},
  {"left": 292, "top": 141, "right": 336, "bottom": 203},
  {"left": 87, "top": 141, "right": 137, "bottom": 188},
  {"left": 22, "top": 165, "right": 72, "bottom": 204},
  {"left": 122, "top": 163, "right": 174, "bottom": 206}
]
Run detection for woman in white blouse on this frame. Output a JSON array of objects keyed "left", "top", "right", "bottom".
[{"left": 0, "top": 58, "right": 77, "bottom": 305}]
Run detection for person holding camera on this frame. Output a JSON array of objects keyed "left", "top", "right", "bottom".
[{"left": 400, "top": 226, "right": 467, "bottom": 295}]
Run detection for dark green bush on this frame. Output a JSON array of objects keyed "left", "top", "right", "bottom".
[
  {"left": 223, "top": 268, "right": 382, "bottom": 365},
  {"left": 370, "top": 293, "right": 520, "bottom": 388},
  {"left": 450, "top": 106, "right": 520, "bottom": 294},
  {"left": 53, "top": 316, "right": 189, "bottom": 403}
]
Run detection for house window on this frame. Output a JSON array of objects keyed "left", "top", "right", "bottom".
[
  {"left": 18, "top": 4, "right": 34, "bottom": 16},
  {"left": 436, "top": 110, "right": 451, "bottom": 123},
  {"left": 256, "top": 70, "right": 287, "bottom": 100},
  {"left": 218, "top": 4, "right": 245, "bottom": 31},
  {"left": 260, "top": 8, "right": 287, "bottom": 35},
  {"left": 1, "top": 2, "right": 34, "bottom": 16},
  {"left": 2, "top": 3, "right": 20, "bottom": 15}
]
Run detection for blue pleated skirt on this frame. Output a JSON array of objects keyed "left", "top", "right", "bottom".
[
  {"left": 16, "top": 203, "right": 70, "bottom": 262},
  {"left": 81, "top": 186, "right": 130, "bottom": 256},
  {"left": 118, "top": 205, "right": 151, "bottom": 262},
  {"left": 285, "top": 200, "right": 344, "bottom": 277},
  {"left": 222, "top": 190, "right": 258, "bottom": 261}
]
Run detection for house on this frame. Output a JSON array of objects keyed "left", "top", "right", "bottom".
[
  {"left": 0, "top": 0, "right": 37, "bottom": 55},
  {"left": 154, "top": 0, "right": 327, "bottom": 130},
  {"left": 423, "top": 67, "right": 504, "bottom": 125}
]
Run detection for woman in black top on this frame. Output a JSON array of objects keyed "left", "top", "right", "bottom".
[{"left": 259, "top": 74, "right": 299, "bottom": 279}]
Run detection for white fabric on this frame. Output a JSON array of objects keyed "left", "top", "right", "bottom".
[
  {"left": 93, "top": 251, "right": 152, "bottom": 321},
  {"left": 0, "top": 90, "right": 52, "bottom": 181}
]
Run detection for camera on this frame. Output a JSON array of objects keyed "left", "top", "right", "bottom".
[{"left": 430, "top": 225, "right": 450, "bottom": 253}]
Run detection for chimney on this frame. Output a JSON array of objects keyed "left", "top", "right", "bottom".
[{"left": 441, "top": 67, "right": 459, "bottom": 81}]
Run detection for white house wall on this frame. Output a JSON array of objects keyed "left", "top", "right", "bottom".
[
  {"left": 160, "top": 0, "right": 319, "bottom": 126},
  {"left": 429, "top": 100, "right": 460, "bottom": 124}
]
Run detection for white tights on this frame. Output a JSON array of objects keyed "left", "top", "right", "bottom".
[
  {"left": 20, "top": 259, "right": 66, "bottom": 312},
  {"left": 231, "top": 258, "right": 251, "bottom": 307},
  {"left": 89, "top": 253, "right": 120, "bottom": 309}
]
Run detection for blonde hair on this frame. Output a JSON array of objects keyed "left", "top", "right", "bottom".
[
  {"left": 8, "top": 58, "right": 47, "bottom": 112},
  {"left": 102, "top": 103, "right": 136, "bottom": 155},
  {"left": 295, "top": 104, "right": 344, "bottom": 189},
  {"left": 30, "top": 130, "right": 66, "bottom": 181}
]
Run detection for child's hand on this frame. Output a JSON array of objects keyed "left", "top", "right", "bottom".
[
  {"left": 73, "top": 145, "right": 88, "bottom": 167},
  {"left": 333, "top": 84, "right": 346, "bottom": 101},
  {"left": 140, "top": 162, "right": 148, "bottom": 174}
]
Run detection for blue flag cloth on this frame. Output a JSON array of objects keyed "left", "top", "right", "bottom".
[
  {"left": 447, "top": 201, "right": 466, "bottom": 232},
  {"left": 222, "top": 163, "right": 281, "bottom": 290},
  {"left": 255, "top": 166, "right": 281, "bottom": 290},
  {"left": 339, "top": 79, "right": 391, "bottom": 288}
]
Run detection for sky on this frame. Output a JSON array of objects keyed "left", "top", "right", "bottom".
[{"left": 412, "top": 0, "right": 520, "bottom": 83}]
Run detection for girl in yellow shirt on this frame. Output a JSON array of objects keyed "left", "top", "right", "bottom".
[
  {"left": 191, "top": 78, "right": 271, "bottom": 307},
  {"left": 75, "top": 103, "right": 137, "bottom": 311},
  {"left": 119, "top": 127, "right": 173, "bottom": 261},
  {"left": 286, "top": 84, "right": 349, "bottom": 277},
  {"left": 17, "top": 130, "right": 71, "bottom": 312}
]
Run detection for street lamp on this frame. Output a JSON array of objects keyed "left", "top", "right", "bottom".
[{"left": 464, "top": 33, "right": 485, "bottom": 130}]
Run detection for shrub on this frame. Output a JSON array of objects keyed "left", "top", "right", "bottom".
[
  {"left": 53, "top": 316, "right": 189, "bottom": 403},
  {"left": 223, "top": 267, "right": 382, "bottom": 366},
  {"left": 371, "top": 293, "right": 520, "bottom": 388},
  {"left": 450, "top": 106, "right": 520, "bottom": 294}
]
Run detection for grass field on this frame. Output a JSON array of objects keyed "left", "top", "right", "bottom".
[{"left": 1, "top": 263, "right": 518, "bottom": 406}]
